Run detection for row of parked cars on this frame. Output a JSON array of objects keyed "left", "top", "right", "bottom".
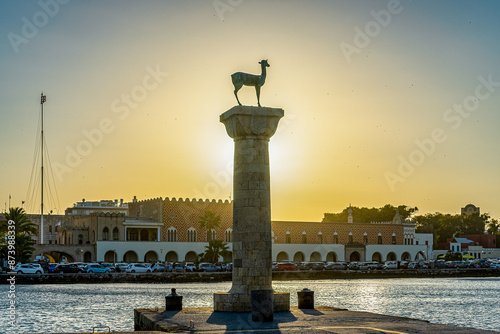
[
  {"left": 12, "top": 261, "right": 232, "bottom": 274},
  {"left": 272, "top": 259, "right": 500, "bottom": 271},
  {"left": 272, "top": 261, "right": 400, "bottom": 271},
  {"left": 13, "top": 262, "right": 113, "bottom": 274}
]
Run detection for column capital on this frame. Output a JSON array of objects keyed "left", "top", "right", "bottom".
[{"left": 220, "top": 106, "right": 284, "bottom": 140}]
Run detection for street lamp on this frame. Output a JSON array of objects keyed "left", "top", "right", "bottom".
[{"left": 113, "top": 250, "right": 117, "bottom": 264}]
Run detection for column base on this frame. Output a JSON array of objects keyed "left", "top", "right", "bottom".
[{"left": 214, "top": 292, "right": 290, "bottom": 312}]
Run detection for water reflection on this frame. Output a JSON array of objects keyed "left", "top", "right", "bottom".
[{"left": 1, "top": 278, "right": 499, "bottom": 333}]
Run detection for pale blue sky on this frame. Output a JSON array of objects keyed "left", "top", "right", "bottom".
[{"left": 1, "top": 1, "right": 500, "bottom": 221}]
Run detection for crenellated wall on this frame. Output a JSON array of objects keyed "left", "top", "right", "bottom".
[
  {"left": 161, "top": 197, "right": 233, "bottom": 242},
  {"left": 128, "top": 197, "right": 163, "bottom": 222}
]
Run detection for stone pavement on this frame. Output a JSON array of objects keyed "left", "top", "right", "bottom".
[{"left": 134, "top": 306, "right": 499, "bottom": 334}]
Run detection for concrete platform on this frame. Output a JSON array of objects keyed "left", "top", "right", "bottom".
[{"left": 134, "top": 306, "right": 499, "bottom": 333}]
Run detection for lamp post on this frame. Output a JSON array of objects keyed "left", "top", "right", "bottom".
[{"left": 113, "top": 250, "right": 117, "bottom": 264}]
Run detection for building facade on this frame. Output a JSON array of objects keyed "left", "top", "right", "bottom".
[
  {"left": 92, "top": 197, "right": 430, "bottom": 263},
  {"left": 65, "top": 199, "right": 128, "bottom": 216}
]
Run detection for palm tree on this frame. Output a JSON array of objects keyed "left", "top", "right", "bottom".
[
  {"left": 1, "top": 207, "right": 38, "bottom": 264},
  {"left": 198, "top": 210, "right": 221, "bottom": 242},
  {"left": 203, "top": 239, "right": 230, "bottom": 263},
  {"left": 2, "top": 207, "right": 38, "bottom": 235}
]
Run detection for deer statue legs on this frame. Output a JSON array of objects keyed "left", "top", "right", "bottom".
[
  {"left": 255, "top": 86, "right": 261, "bottom": 107},
  {"left": 233, "top": 83, "right": 243, "bottom": 106},
  {"left": 231, "top": 59, "right": 270, "bottom": 107}
]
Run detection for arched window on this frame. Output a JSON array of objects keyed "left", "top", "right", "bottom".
[
  {"left": 348, "top": 232, "right": 353, "bottom": 244},
  {"left": 378, "top": 233, "right": 382, "bottom": 244},
  {"left": 206, "top": 229, "right": 216, "bottom": 242},
  {"left": 78, "top": 234, "right": 83, "bottom": 245},
  {"left": 392, "top": 233, "right": 396, "bottom": 244},
  {"left": 187, "top": 227, "right": 197, "bottom": 242},
  {"left": 113, "top": 227, "right": 119, "bottom": 240},
  {"left": 333, "top": 232, "right": 338, "bottom": 244},
  {"left": 363, "top": 232, "right": 368, "bottom": 245},
  {"left": 103, "top": 227, "right": 109, "bottom": 241},
  {"left": 225, "top": 228, "right": 233, "bottom": 242},
  {"left": 286, "top": 231, "right": 291, "bottom": 244},
  {"left": 167, "top": 227, "right": 177, "bottom": 242},
  {"left": 317, "top": 232, "right": 322, "bottom": 244},
  {"left": 301, "top": 231, "right": 307, "bottom": 244},
  {"left": 130, "top": 229, "right": 138, "bottom": 241}
]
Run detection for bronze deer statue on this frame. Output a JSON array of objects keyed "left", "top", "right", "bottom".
[{"left": 231, "top": 59, "right": 270, "bottom": 107}]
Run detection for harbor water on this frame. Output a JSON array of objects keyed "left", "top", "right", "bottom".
[{"left": 1, "top": 277, "right": 499, "bottom": 333}]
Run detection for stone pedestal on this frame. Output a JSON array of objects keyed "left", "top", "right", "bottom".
[{"left": 214, "top": 105, "right": 290, "bottom": 312}]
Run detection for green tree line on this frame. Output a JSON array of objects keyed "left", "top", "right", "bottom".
[
  {"left": 322, "top": 204, "right": 418, "bottom": 223},
  {"left": 323, "top": 204, "right": 499, "bottom": 247}
]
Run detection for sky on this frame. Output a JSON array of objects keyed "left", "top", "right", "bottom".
[{"left": 1, "top": 0, "right": 500, "bottom": 222}]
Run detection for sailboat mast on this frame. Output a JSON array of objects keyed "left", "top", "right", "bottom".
[{"left": 40, "top": 92, "right": 46, "bottom": 244}]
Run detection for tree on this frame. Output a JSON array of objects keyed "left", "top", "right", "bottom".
[
  {"left": 2, "top": 207, "right": 38, "bottom": 234},
  {"left": 200, "top": 239, "right": 230, "bottom": 263},
  {"left": 486, "top": 218, "right": 500, "bottom": 248},
  {"left": 198, "top": 210, "right": 221, "bottom": 242},
  {"left": 444, "top": 250, "right": 462, "bottom": 261},
  {"left": 322, "top": 204, "right": 418, "bottom": 223},
  {"left": 1, "top": 207, "right": 38, "bottom": 265},
  {"left": 457, "top": 213, "right": 487, "bottom": 235}
]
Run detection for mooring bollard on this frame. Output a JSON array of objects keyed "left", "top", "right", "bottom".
[
  {"left": 297, "top": 288, "right": 314, "bottom": 309},
  {"left": 251, "top": 290, "right": 274, "bottom": 322},
  {"left": 165, "top": 288, "right": 183, "bottom": 311}
]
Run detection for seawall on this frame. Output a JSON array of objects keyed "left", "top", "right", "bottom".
[{"left": 2, "top": 268, "right": 499, "bottom": 284}]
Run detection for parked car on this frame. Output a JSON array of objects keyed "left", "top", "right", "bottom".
[
  {"left": 47, "top": 263, "right": 58, "bottom": 273},
  {"left": 222, "top": 263, "right": 233, "bottom": 272},
  {"left": 185, "top": 262, "right": 197, "bottom": 272},
  {"left": 101, "top": 263, "right": 116, "bottom": 272},
  {"left": 151, "top": 262, "right": 169, "bottom": 272},
  {"left": 358, "top": 262, "right": 378, "bottom": 270},
  {"left": 399, "top": 261, "right": 410, "bottom": 269},
  {"left": 85, "top": 264, "right": 111, "bottom": 273},
  {"left": 73, "top": 262, "right": 86, "bottom": 270},
  {"left": 347, "top": 262, "right": 360, "bottom": 270},
  {"left": 325, "top": 262, "right": 346, "bottom": 270},
  {"left": 383, "top": 261, "right": 398, "bottom": 269},
  {"left": 173, "top": 263, "right": 186, "bottom": 272},
  {"left": 54, "top": 263, "right": 82, "bottom": 274},
  {"left": 305, "top": 262, "right": 325, "bottom": 270},
  {"left": 198, "top": 262, "right": 220, "bottom": 272},
  {"left": 490, "top": 262, "right": 500, "bottom": 269},
  {"left": 434, "top": 260, "right": 447, "bottom": 269},
  {"left": 274, "top": 262, "right": 298, "bottom": 271},
  {"left": 114, "top": 263, "right": 130, "bottom": 272},
  {"left": 14, "top": 264, "right": 43, "bottom": 274},
  {"left": 125, "top": 263, "right": 152, "bottom": 273}
]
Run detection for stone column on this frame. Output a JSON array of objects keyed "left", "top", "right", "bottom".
[{"left": 214, "top": 105, "right": 289, "bottom": 312}]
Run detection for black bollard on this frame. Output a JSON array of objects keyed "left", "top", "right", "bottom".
[
  {"left": 297, "top": 288, "right": 314, "bottom": 309},
  {"left": 251, "top": 290, "right": 274, "bottom": 322},
  {"left": 165, "top": 288, "right": 183, "bottom": 311}
]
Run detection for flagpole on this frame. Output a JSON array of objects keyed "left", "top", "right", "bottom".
[{"left": 40, "top": 92, "right": 45, "bottom": 245}]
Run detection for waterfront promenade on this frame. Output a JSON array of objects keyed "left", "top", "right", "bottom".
[{"left": 134, "top": 306, "right": 498, "bottom": 333}]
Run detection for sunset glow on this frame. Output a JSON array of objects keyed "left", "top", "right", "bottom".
[{"left": 1, "top": 1, "right": 500, "bottom": 221}]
